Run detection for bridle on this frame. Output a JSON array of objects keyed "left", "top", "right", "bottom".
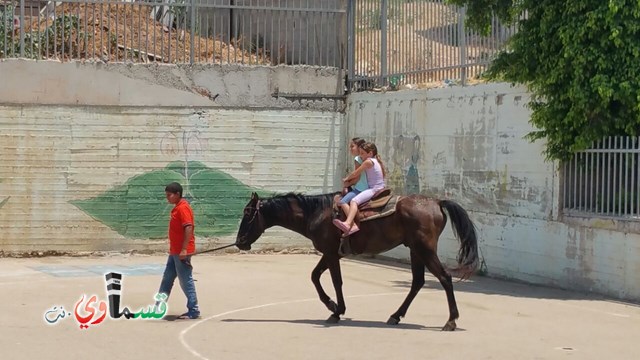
[
  {"left": 236, "top": 200, "right": 265, "bottom": 243},
  {"left": 244, "top": 200, "right": 262, "bottom": 226}
]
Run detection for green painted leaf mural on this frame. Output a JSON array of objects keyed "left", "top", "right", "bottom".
[
  {"left": 0, "top": 178, "right": 7, "bottom": 210},
  {"left": 71, "top": 161, "right": 270, "bottom": 239},
  {"left": 0, "top": 196, "right": 9, "bottom": 210}
]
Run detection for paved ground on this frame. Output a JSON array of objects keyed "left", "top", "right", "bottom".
[{"left": 0, "top": 253, "right": 638, "bottom": 360}]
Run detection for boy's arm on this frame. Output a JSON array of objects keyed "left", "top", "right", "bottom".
[
  {"left": 180, "top": 224, "right": 193, "bottom": 260},
  {"left": 179, "top": 207, "right": 194, "bottom": 259}
]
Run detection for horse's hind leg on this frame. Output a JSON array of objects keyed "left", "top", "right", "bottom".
[
  {"left": 387, "top": 250, "right": 425, "bottom": 325},
  {"left": 311, "top": 255, "right": 343, "bottom": 322},
  {"left": 423, "top": 250, "right": 459, "bottom": 331}
]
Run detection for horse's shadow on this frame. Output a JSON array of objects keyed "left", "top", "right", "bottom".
[{"left": 221, "top": 318, "right": 465, "bottom": 331}]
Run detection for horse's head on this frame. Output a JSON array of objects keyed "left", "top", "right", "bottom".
[{"left": 235, "top": 192, "right": 265, "bottom": 250}]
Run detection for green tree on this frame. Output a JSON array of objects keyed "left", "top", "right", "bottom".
[{"left": 448, "top": 0, "right": 640, "bottom": 160}]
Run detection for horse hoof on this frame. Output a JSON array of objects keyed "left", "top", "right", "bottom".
[
  {"left": 442, "top": 321, "right": 457, "bottom": 331},
  {"left": 326, "top": 314, "right": 340, "bottom": 324},
  {"left": 326, "top": 300, "right": 339, "bottom": 313},
  {"left": 386, "top": 316, "right": 400, "bottom": 325}
]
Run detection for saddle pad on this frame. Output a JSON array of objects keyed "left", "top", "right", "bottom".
[
  {"left": 360, "top": 193, "right": 392, "bottom": 210},
  {"left": 359, "top": 195, "right": 401, "bottom": 222}
]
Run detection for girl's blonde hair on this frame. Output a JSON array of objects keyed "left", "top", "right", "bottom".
[{"left": 360, "top": 142, "right": 386, "bottom": 178}]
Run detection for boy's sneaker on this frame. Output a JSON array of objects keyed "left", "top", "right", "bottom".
[{"left": 177, "top": 312, "right": 200, "bottom": 320}]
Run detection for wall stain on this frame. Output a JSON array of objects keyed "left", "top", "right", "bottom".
[
  {"left": 388, "top": 135, "right": 406, "bottom": 195},
  {"left": 439, "top": 168, "right": 550, "bottom": 217},
  {"left": 433, "top": 151, "right": 447, "bottom": 166},
  {"left": 564, "top": 226, "right": 595, "bottom": 287},
  {"left": 452, "top": 118, "right": 492, "bottom": 170},
  {"left": 388, "top": 133, "right": 422, "bottom": 195}
]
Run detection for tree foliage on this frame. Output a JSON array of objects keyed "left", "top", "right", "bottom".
[{"left": 448, "top": 0, "right": 640, "bottom": 160}]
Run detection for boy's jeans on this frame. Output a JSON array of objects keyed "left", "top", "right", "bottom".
[{"left": 158, "top": 255, "right": 200, "bottom": 316}]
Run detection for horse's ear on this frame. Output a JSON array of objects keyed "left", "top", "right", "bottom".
[{"left": 251, "top": 192, "right": 258, "bottom": 201}]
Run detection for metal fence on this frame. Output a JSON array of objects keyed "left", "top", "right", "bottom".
[
  {"left": 0, "top": 0, "right": 346, "bottom": 66},
  {"left": 1, "top": 0, "right": 513, "bottom": 88},
  {"left": 347, "top": 0, "right": 516, "bottom": 89},
  {"left": 563, "top": 137, "right": 640, "bottom": 219}
]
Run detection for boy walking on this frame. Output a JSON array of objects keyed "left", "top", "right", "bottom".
[{"left": 158, "top": 182, "right": 200, "bottom": 319}]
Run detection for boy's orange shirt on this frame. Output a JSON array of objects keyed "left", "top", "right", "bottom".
[{"left": 169, "top": 199, "right": 196, "bottom": 255}]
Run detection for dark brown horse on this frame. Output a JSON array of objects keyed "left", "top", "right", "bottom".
[{"left": 235, "top": 192, "right": 479, "bottom": 331}]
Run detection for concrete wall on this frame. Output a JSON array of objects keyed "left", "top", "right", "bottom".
[
  {"left": 0, "top": 60, "right": 346, "bottom": 254},
  {"left": 346, "top": 83, "right": 640, "bottom": 302},
  {"left": 0, "top": 60, "right": 344, "bottom": 109}
]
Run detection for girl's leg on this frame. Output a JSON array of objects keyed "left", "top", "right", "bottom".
[
  {"left": 342, "top": 189, "right": 376, "bottom": 229},
  {"left": 340, "top": 203, "right": 350, "bottom": 216},
  {"left": 339, "top": 190, "right": 360, "bottom": 216},
  {"left": 344, "top": 200, "right": 359, "bottom": 227}
]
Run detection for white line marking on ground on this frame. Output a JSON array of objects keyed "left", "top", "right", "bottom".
[{"left": 179, "top": 292, "right": 406, "bottom": 360}]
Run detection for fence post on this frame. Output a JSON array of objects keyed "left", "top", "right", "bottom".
[
  {"left": 380, "top": 0, "right": 388, "bottom": 86},
  {"left": 19, "top": 0, "right": 25, "bottom": 57},
  {"left": 190, "top": 0, "right": 196, "bottom": 64},
  {"left": 346, "top": 0, "right": 355, "bottom": 89},
  {"left": 458, "top": 6, "right": 467, "bottom": 86}
]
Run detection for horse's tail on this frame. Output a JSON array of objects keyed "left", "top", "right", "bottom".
[{"left": 438, "top": 200, "right": 479, "bottom": 279}]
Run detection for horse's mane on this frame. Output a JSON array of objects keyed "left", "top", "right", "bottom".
[{"left": 263, "top": 192, "right": 340, "bottom": 219}]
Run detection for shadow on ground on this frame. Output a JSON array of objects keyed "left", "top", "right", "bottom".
[
  {"left": 347, "top": 255, "right": 640, "bottom": 307},
  {"left": 220, "top": 318, "right": 463, "bottom": 331}
]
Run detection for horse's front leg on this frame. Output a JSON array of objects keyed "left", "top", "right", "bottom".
[
  {"left": 325, "top": 257, "right": 346, "bottom": 323},
  {"left": 311, "top": 255, "right": 341, "bottom": 318}
]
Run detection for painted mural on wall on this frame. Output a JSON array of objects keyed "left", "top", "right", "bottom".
[
  {"left": 405, "top": 135, "right": 421, "bottom": 194},
  {"left": 0, "top": 178, "right": 8, "bottom": 210},
  {"left": 160, "top": 128, "right": 206, "bottom": 158},
  {"left": 388, "top": 135, "right": 422, "bottom": 195},
  {"left": 71, "top": 161, "right": 269, "bottom": 239}
]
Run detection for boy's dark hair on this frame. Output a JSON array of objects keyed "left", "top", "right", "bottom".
[{"left": 165, "top": 182, "right": 183, "bottom": 197}]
